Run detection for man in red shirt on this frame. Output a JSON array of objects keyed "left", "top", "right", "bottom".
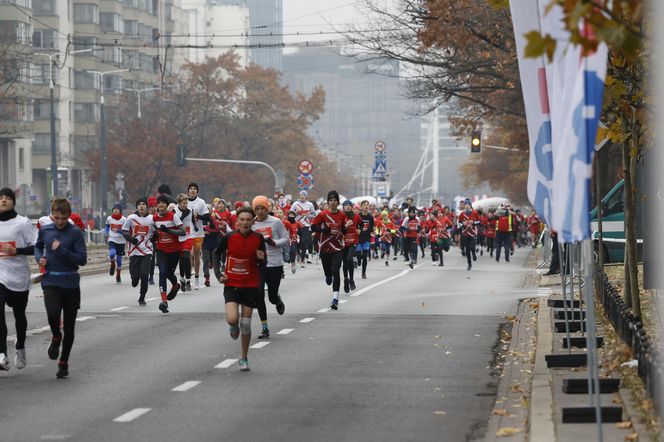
[
  {"left": 153, "top": 195, "right": 185, "bottom": 313},
  {"left": 457, "top": 202, "right": 480, "bottom": 270},
  {"left": 341, "top": 200, "right": 362, "bottom": 293},
  {"left": 311, "top": 190, "right": 348, "bottom": 310}
]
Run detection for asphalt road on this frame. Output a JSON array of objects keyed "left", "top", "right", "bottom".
[{"left": 1, "top": 245, "right": 539, "bottom": 442}]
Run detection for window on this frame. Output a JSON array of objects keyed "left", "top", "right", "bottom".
[
  {"left": 0, "top": 0, "right": 31, "bottom": 7},
  {"left": 34, "top": 99, "right": 57, "bottom": 119},
  {"left": 122, "top": 50, "right": 139, "bottom": 69},
  {"left": 33, "top": 0, "right": 55, "bottom": 16},
  {"left": 74, "top": 71, "right": 100, "bottom": 90},
  {"left": 123, "top": 20, "right": 137, "bottom": 36},
  {"left": 30, "top": 62, "right": 49, "bottom": 85},
  {"left": 603, "top": 184, "right": 625, "bottom": 217},
  {"left": 32, "top": 29, "right": 56, "bottom": 49},
  {"left": 123, "top": 0, "right": 137, "bottom": 8},
  {"left": 72, "top": 36, "right": 97, "bottom": 51},
  {"left": 73, "top": 3, "right": 98, "bottom": 23},
  {"left": 73, "top": 102, "right": 100, "bottom": 122},
  {"left": 104, "top": 75, "right": 122, "bottom": 93},
  {"left": 33, "top": 133, "right": 51, "bottom": 153},
  {"left": 101, "top": 46, "right": 122, "bottom": 64},
  {"left": 100, "top": 12, "right": 122, "bottom": 32},
  {"left": 18, "top": 147, "right": 24, "bottom": 171},
  {"left": 73, "top": 135, "right": 96, "bottom": 153}
]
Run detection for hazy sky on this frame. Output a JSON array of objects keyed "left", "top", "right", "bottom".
[{"left": 282, "top": 1, "right": 366, "bottom": 44}]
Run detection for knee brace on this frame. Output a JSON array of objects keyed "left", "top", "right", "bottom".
[{"left": 239, "top": 317, "right": 251, "bottom": 336}]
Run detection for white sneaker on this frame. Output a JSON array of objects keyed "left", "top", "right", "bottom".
[
  {"left": 0, "top": 353, "right": 9, "bottom": 370},
  {"left": 15, "top": 348, "right": 26, "bottom": 369},
  {"left": 193, "top": 277, "right": 200, "bottom": 290}
]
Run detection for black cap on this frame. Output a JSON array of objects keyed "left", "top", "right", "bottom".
[
  {"left": 327, "top": 190, "right": 340, "bottom": 202},
  {"left": 0, "top": 187, "right": 16, "bottom": 204}
]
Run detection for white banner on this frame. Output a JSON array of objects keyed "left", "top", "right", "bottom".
[{"left": 510, "top": 1, "right": 608, "bottom": 243}]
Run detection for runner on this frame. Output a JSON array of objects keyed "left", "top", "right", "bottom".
[
  {"left": 202, "top": 204, "right": 223, "bottom": 287},
  {"left": 527, "top": 209, "right": 541, "bottom": 248},
  {"left": 311, "top": 190, "right": 347, "bottom": 310},
  {"left": 341, "top": 200, "right": 362, "bottom": 293},
  {"left": 147, "top": 196, "right": 158, "bottom": 285},
  {"left": 186, "top": 183, "right": 210, "bottom": 290},
  {"left": 458, "top": 202, "right": 480, "bottom": 270},
  {"left": 484, "top": 208, "right": 497, "bottom": 257},
  {"left": 357, "top": 200, "right": 375, "bottom": 279},
  {"left": 153, "top": 195, "right": 185, "bottom": 313},
  {"left": 282, "top": 210, "right": 301, "bottom": 274},
  {"left": 400, "top": 206, "right": 420, "bottom": 269},
  {"left": 175, "top": 193, "right": 195, "bottom": 292},
  {"left": 290, "top": 190, "right": 316, "bottom": 267},
  {"left": 0, "top": 188, "right": 36, "bottom": 371},
  {"left": 122, "top": 197, "right": 155, "bottom": 306},
  {"left": 377, "top": 211, "right": 397, "bottom": 266},
  {"left": 216, "top": 207, "right": 266, "bottom": 371},
  {"left": 105, "top": 204, "right": 126, "bottom": 284},
  {"left": 435, "top": 209, "right": 454, "bottom": 267},
  {"left": 35, "top": 197, "right": 87, "bottom": 378},
  {"left": 251, "top": 196, "right": 288, "bottom": 340},
  {"left": 495, "top": 204, "right": 512, "bottom": 263}
]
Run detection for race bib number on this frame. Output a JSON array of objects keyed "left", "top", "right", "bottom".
[
  {"left": 255, "top": 227, "right": 273, "bottom": 239},
  {"left": 133, "top": 225, "right": 149, "bottom": 236},
  {"left": 227, "top": 257, "right": 249, "bottom": 275},
  {"left": 0, "top": 241, "right": 17, "bottom": 257},
  {"left": 110, "top": 224, "right": 122, "bottom": 232},
  {"left": 158, "top": 231, "right": 173, "bottom": 243}
]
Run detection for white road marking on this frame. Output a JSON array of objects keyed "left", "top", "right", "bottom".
[
  {"left": 351, "top": 268, "right": 411, "bottom": 297},
  {"left": 250, "top": 341, "right": 271, "bottom": 349},
  {"left": 338, "top": 300, "right": 348, "bottom": 304},
  {"left": 76, "top": 316, "right": 96, "bottom": 322},
  {"left": 40, "top": 435, "right": 71, "bottom": 440},
  {"left": 146, "top": 297, "right": 159, "bottom": 301},
  {"left": 276, "top": 328, "right": 294, "bottom": 335},
  {"left": 317, "top": 308, "right": 330, "bottom": 313},
  {"left": 110, "top": 306, "right": 129, "bottom": 312},
  {"left": 215, "top": 359, "right": 238, "bottom": 368},
  {"left": 299, "top": 317, "right": 316, "bottom": 323},
  {"left": 113, "top": 408, "right": 151, "bottom": 422},
  {"left": 171, "top": 381, "right": 201, "bottom": 392}
]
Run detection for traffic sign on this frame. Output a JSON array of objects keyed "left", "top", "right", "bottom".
[
  {"left": 297, "top": 173, "right": 314, "bottom": 190},
  {"left": 374, "top": 140, "right": 386, "bottom": 152},
  {"left": 298, "top": 160, "right": 314, "bottom": 174}
]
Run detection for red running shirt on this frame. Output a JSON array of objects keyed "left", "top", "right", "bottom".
[
  {"left": 311, "top": 210, "right": 346, "bottom": 253},
  {"left": 219, "top": 230, "right": 265, "bottom": 288},
  {"left": 153, "top": 211, "right": 183, "bottom": 253}
]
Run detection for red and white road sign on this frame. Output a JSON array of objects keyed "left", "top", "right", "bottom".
[
  {"left": 374, "top": 141, "right": 386, "bottom": 152},
  {"left": 298, "top": 159, "right": 313, "bottom": 174}
]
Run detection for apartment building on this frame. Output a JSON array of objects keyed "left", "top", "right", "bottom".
[{"left": 0, "top": 0, "right": 193, "bottom": 216}]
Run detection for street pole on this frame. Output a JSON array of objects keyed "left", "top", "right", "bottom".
[
  {"left": 184, "top": 157, "right": 281, "bottom": 192},
  {"left": 124, "top": 87, "right": 161, "bottom": 118},
  {"left": 88, "top": 69, "right": 127, "bottom": 218}
]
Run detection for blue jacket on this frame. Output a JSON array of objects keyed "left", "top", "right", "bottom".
[{"left": 35, "top": 223, "right": 87, "bottom": 288}]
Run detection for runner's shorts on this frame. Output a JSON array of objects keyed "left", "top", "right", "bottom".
[
  {"left": 223, "top": 286, "right": 260, "bottom": 308},
  {"left": 179, "top": 238, "right": 193, "bottom": 253},
  {"left": 357, "top": 241, "right": 371, "bottom": 252},
  {"left": 109, "top": 241, "right": 125, "bottom": 256}
]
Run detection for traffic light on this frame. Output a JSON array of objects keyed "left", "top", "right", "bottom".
[
  {"left": 176, "top": 144, "right": 186, "bottom": 167},
  {"left": 470, "top": 131, "right": 481, "bottom": 153}
]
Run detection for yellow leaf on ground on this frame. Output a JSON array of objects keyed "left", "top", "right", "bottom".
[
  {"left": 616, "top": 421, "right": 632, "bottom": 429},
  {"left": 496, "top": 427, "right": 523, "bottom": 437},
  {"left": 492, "top": 409, "right": 510, "bottom": 416},
  {"left": 624, "top": 433, "right": 639, "bottom": 441},
  {"left": 433, "top": 410, "right": 446, "bottom": 416}
]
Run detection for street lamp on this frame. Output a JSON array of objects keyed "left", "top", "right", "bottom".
[
  {"left": 87, "top": 69, "right": 128, "bottom": 217},
  {"left": 124, "top": 86, "right": 161, "bottom": 118},
  {"left": 35, "top": 48, "right": 95, "bottom": 199}
]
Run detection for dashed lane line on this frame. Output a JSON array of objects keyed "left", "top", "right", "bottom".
[
  {"left": 250, "top": 341, "right": 271, "bottom": 349},
  {"left": 215, "top": 359, "right": 238, "bottom": 369},
  {"left": 146, "top": 297, "right": 160, "bottom": 302},
  {"left": 113, "top": 408, "right": 151, "bottom": 422},
  {"left": 276, "top": 329, "right": 294, "bottom": 335},
  {"left": 299, "top": 317, "right": 316, "bottom": 323},
  {"left": 171, "top": 381, "right": 201, "bottom": 392},
  {"left": 110, "top": 306, "right": 130, "bottom": 312},
  {"left": 317, "top": 308, "right": 331, "bottom": 313}
]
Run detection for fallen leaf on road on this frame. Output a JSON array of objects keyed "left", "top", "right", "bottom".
[
  {"left": 492, "top": 409, "right": 510, "bottom": 416},
  {"left": 496, "top": 427, "right": 522, "bottom": 437},
  {"left": 433, "top": 335, "right": 442, "bottom": 339},
  {"left": 616, "top": 421, "right": 632, "bottom": 429},
  {"left": 433, "top": 411, "right": 446, "bottom": 416},
  {"left": 624, "top": 433, "right": 638, "bottom": 441}
]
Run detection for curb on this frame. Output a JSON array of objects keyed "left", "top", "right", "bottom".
[{"left": 529, "top": 296, "right": 556, "bottom": 442}]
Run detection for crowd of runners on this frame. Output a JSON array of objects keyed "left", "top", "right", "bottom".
[{"left": 0, "top": 183, "right": 544, "bottom": 375}]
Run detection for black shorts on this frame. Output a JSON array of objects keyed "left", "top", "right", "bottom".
[
  {"left": 109, "top": 242, "right": 125, "bottom": 256},
  {"left": 223, "top": 286, "right": 260, "bottom": 308},
  {"left": 0, "top": 284, "right": 29, "bottom": 309}
]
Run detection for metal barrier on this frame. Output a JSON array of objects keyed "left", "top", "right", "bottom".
[
  {"left": 594, "top": 261, "right": 664, "bottom": 415},
  {"left": 537, "top": 229, "right": 552, "bottom": 269}
]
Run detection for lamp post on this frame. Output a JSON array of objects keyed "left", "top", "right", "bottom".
[
  {"left": 124, "top": 86, "right": 161, "bottom": 118},
  {"left": 87, "top": 69, "right": 128, "bottom": 217},
  {"left": 35, "top": 48, "right": 94, "bottom": 199}
]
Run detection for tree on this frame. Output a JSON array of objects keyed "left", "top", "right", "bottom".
[
  {"left": 89, "top": 54, "right": 342, "bottom": 203},
  {"left": 346, "top": 0, "right": 529, "bottom": 200},
  {"left": 0, "top": 32, "right": 32, "bottom": 136}
]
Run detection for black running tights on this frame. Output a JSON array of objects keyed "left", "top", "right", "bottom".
[
  {"left": 342, "top": 245, "right": 356, "bottom": 280},
  {"left": 43, "top": 286, "right": 79, "bottom": 363},
  {"left": 321, "top": 251, "right": 343, "bottom": 292},
  {"left": 129, "top": 255, "right": 152, "bottom": 297},
  {"left": 157, "top": 250, "right": 179, "bottom": 294},
  {"left": 0, "top": 284, "right": 28, "bottom": 354},
  {"left": 257, "top": 266, "right": 283, "bottom": 322}
]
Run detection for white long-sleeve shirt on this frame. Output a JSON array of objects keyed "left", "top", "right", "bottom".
[{"left": 252, "top": 215, "right": 289, "bottom": 267}]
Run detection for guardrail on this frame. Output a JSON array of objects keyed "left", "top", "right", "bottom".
[{"left": 594, "top": 261, "right": 664, "bottom": 415}]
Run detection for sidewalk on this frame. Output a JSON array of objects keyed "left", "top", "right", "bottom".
[{"left": 484, "top": 250, "right": 649, "bottom": 441}]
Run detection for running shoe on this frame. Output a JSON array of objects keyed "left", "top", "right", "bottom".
[
  {"left": 239, "top": 358, "right": 250, "bottom": 371},
  {"left": 385, "top": 260, "right": 389, "bottom": 266},
  {"left": 258, "top": 328, "right": 270, "bottom": 340},
  {"left": 291, "top": 263, "right": 296, "bottom": 274},
  {"left": 361, "top": 273, "right": 367, "bottom": 279},
  {"left": 109, "top": 261, "right": 115, "bottom": 276},
  {"left": 48, "top": 336, "right": 61, "bottom": 360},
  {"left": 276, "top": 301, "right": 285, "bottom": 315},
  {"left": 56, "top": 361, "right": 68, "bottom": 379},
  {"left": 159, "top": 302, "right": 169, "bottom": 313},
  {"left": 138, "top": 298, "right": 147, "bottom": 306},
  {"left": 15, "top": 348, "right": 26, "bottom": 369},
  {"left": 167, "top": 283, "right": 180, "bottom": 301},
  {"left": 185, "top": 280, "right": 192, "bottom": 292},
  {"left": 349, "top": 280, "right": 356, "bottom": 291},
  {"left": 180, "top": 278, "right": 187, "bottom": 292},
  {"left": 330, "top": 298, "right": 339, "bottom": 310},
  {"left": 409, "top": 262, "right": 414, "bottom": 269},
  {"left": 325, "top": 275, "right": 332, "bottom": 286},
  {"left": 467, "top": 265, "right": 471, "bottom": 271},
  {"left": 229, "top": 324, "right": 240, "bottom": 340},
  {"left": 472, "top": 253, "right": 477, "bottom": 262},
  {"left": 193, "top": 277, "right": 200, "bottom": 290},
  {"left": 343, "top": 278, "right": 350, "bottom": 294},
  {"left": 131, "top": 277, "right": 139, "bottom": 288},
  {"left": 116, "top": 273, "right": 121, "bottom": 284},
  {"left": 0, "top": 353, "right": 8, "bottom": 370},
  {"left": 393, "top": 256, "right": 398, "bottom": 260},
  {"left": 205, "top": 277, "right": 211, "bottom": 287},
  {"left": 148, "top": 278, "right": 155, "bottom": 285}
]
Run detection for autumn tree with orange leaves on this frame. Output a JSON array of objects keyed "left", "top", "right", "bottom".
[{"left": 88, "top": 53, "right": 346, "bottom": 203}]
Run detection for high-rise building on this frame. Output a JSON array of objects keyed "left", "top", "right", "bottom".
[{"left": 282, "top": 48, "right": 420, "bottom": 196}]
